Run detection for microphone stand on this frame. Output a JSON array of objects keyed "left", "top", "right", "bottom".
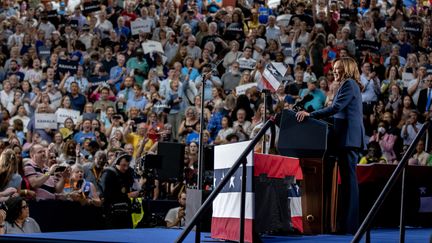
[{"left": 261, "top": 89, "right": 271, "bottom": 153}]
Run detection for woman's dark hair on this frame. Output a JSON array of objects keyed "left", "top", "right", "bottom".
[
  {"left": 5, "top": 196, "right": 25, "bottom": 224},
  {"left": 231, "top": 94, "right": 254, "bottom": 122},
  {"left": 223, "top": 115, "right": 233, "bottom": 127}
]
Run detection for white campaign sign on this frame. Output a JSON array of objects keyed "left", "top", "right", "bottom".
[
  {"left": 141, "top": 40, "right": 164, "bottom": 54},
  {"left": 56, "top": 108, "right": 81, "bottom": 123},
  {"left": 131, "top": 18, "right": 152, "bottom": 35},
  {"left": 35, "top": 113, "right": 58, "bottom": 129},
  {"left": 236, "top": 83, "right": 258, "bottom": 95}
]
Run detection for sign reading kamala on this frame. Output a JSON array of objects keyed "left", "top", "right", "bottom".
[
  {"left": 56, "top": 108, "right": 80, "bottom": 123},
  {"left": 212, "top": 141, "right": 254, "bottom": 243},
  {"left": 57, "top": 59, "right": 79, "bottom": 75},
  {"left": 38, "top": 46, "right": 51, "bottom": 60},
  {"left": 131, "top": 18, "right": 152, "bottom": 35},
  {"left": 83, "top": 1, "right": 101, "bottom": 15},
  {"left": 35, "top": 113, "right": 58, "bottom": 129}
]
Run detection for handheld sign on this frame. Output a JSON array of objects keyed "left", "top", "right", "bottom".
[
  {"left": 131, "top": 18, "right": 152, "bottom": 35},
  {"left": 236, "top": 83, "right": 258, "bottom": 95},
  {"left": 57, "top": 59, "right": 79, "bottom": 75},
  {"left": 38, "top": 46, "right": 51, "bottom": 60},
  {"left": 56, "top": 108, "right": 81, "bottom": 123},
  {"left": 141, "top": 40, "right": 164, "bottom": 54},
  {"left": 35, "top": 113, "right": 58, "bottom": 129},
  {"left": 82, "top": 1, "right": 101, "bottom": 16}
]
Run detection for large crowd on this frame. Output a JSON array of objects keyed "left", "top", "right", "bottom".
[{"left": 0, "top": 0, "right": 432, "bottom": 233}]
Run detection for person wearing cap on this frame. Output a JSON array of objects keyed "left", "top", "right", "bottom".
[
  {"left": 298, "top": 75, "right": 326, "bottom": 112},
  {"left": 253, "top": 38, "right": 266, "bottom": 60},
  {"left": 78, "top": 24, "right": 94, "bottom": 50},
  {"left": 100, "top": 153, "right": 139, "bottom": 229},
  {"left": 126, "top": 49, "right": 148, "bottom": 86}
]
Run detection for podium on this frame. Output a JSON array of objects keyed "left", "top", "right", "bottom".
[{"left": 277, "top": 110, "right": 337, "bottom": 234}]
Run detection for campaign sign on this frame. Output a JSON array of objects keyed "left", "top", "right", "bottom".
[
  {"left": 38, "top": 46, "right": 51, "bottom": 60},
  {"left": 35, "top": 113, "right": 58, "bottom": 129},
  {"left": 70, "top": 19, "right": 79, "bottom": 29},
  {"left": 83, "top": 1, "right": 101, "bottom": 15},
  {"left": 357, "top": 40, "right": 380, "bottom": 52},
  {"left": 141, "top": 40, "right": 164, "bottom": 54},
  {"left": 131, "top": 18, "right": 152, "bottom": 35},
  {"left": 404, "top": 22, "right": 423, "bottom": 37},
  {"left": 236, "top": 83, "right": 258, "bottom": 95},
  {"left": 57, "top": 59, "right": 79, "bottom": 75},
  {"left": 56, "top": 108, "right": 80, "bottom": 123}
]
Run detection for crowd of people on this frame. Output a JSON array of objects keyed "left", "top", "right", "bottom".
[{"left": 0, "top": 0, "right": 432, "bottom": 233}]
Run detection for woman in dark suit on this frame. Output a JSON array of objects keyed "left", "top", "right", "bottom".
[{"left": 296, "top": 57, "right": 366, "bottom": 234}]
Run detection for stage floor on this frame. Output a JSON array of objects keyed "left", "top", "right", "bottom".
[{"left": 1, "top": 227, "right": 430, "bottom": 243}]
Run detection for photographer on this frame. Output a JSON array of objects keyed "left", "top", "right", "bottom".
[
  {"left": 100, "top": 153, "right": 139, "bottom": 229},
  {"left": 165, "top": 192, "right": 186, "bottom": 228}
]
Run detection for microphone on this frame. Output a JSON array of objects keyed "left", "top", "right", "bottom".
[{"left": 293, "top": 94, "right": 313, "bottom": 112}]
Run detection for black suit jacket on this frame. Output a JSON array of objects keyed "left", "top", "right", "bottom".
[{"left": 417, "top": 88, "right": 430, "bottom": 114}]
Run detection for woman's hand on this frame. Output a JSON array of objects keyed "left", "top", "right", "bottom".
[{"left": 296, "top": 111, "right": 310, "bottom": 122}]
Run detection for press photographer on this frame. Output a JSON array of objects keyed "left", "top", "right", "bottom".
[{"left": 100, "top": 153, "right": 139, "bottom": 229}]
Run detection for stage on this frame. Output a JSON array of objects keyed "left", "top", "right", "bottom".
[{"left": 0, "top": 227, "right": 430, "bottom": 243}]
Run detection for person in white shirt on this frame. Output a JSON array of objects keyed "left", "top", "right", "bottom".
[
  {"left": 265, "top": 15, "right": 281, "bottom": 41},
  {"left": 38, "top": 15, "right": 56, "bottom": 40},
  {"left": 360, "top": 62, "right": 380, "bottom": 115},
  {"left": 165, "top": 192, "right": 186, "bottom": 228},
  {"left": 0, "top": 80, "right": 15, "bottom": 108},
  {"left": 186, "top": 36, "right": 202, "bottom": 60},
  {"left": 7, "top": 22, "right": 24, "bottom": 49},
  {"left": 407, "top": 66, "right": 427, "bottom": 106},
  {"left": 96, "top": 11, "right": 113, "bottom": 39}
]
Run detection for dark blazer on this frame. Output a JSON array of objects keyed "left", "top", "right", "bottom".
[
  {"left": 310, "top": 79, "right": 366, "bottom": 149},
  {"left": 417, "top": 88, "right": 429, "bottom": 114}
]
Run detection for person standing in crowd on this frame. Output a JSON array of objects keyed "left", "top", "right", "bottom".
[
  {"left": 24, "top": 144, "right": 68, "bottom": 200},
  {"left": 100, "top": 153, "right": 139, "bottom": 229},
  {"left": 83, "top": 151, "right": 108, "bottom": 196},
  {"left": 296, "top": 57, "right": 366, "bottom": 234}
]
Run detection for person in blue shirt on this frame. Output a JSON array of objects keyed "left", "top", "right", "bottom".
[
  {"left": 258, "top": 4, "right": 272, "bottom": 24},
  {"left": 73, "top": 119, "right": 96, "bottom": 145},
  {"left": 181, "top": 56, "right": 200, "bottom": 82},
  {"left": 299, "top": 77, "right": 326, "bottom": 112},
  {"left": 108, "top": 54, "right": 128, "bottom": 92},
  {"left": 126, "top": 84, "right": 148, "bottom": 110},
  {"left": 67, "top": 82, "right": 87, "bottom": 113}
]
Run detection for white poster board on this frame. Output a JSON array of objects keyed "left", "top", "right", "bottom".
[
  {"left": 141, "top": 40, "right": 164, "bottom": 54},
  {"left": 236, "top": 82, "right": 258, "bottom": 95},
  {"left": 56, "top": 108, "right": 81, "bottom": 123},
  {"left": 131, "top": 18, "right": 152, "bottom": 35},
  {"left": 35, "top": 113, "right": 58, "bottom": 129}
]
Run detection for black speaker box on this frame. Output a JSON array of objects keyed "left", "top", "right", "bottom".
[{"left": 157, "top": 142, "right": 185, "bottom": 181}]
